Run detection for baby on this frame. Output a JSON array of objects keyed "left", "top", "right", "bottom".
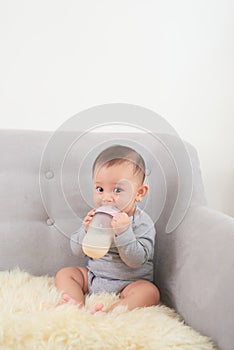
[{"left": 56, "top": 145, "right": 160, "bottom": 312}]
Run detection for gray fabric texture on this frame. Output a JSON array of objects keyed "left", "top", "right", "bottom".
[{"left": 0, "top": 129, "right": 233, "bottom": 350}]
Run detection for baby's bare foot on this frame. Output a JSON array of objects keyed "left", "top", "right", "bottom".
[
  {"left": 90, "top": 303, "right": 105, "bottom": 314},
  {"left": 57, "top": 293, "right": 79, "bottom": 306}
]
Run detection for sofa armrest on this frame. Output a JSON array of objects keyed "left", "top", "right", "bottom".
[{"left": 156, "top": 206, "right": 234, "bottom": 350}]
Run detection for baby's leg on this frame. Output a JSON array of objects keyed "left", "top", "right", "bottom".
[
  {"left": 108, "top": 280, "right": 160, "bottom": 312},
  {"left": 55, "top": 266, "right": 88, "bottom": 307}
]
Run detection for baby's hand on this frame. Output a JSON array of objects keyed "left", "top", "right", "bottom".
[
  {"left": 84, "top": 209, "right": 96, "bottom": 232},
  {"left": 111, "top": 212, "right": 130, "bottom": 236}
]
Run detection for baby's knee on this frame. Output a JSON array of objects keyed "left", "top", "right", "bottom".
[
  {"left": 137, "top": 281, "right": 160, "bottom": 306},
  {"left": 147, "top": 282, "right": 160, "bottom": 305},
  {"left": 55, "top": 267, "right": 73, "bottom": 283}
]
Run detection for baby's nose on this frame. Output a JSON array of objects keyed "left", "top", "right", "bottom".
[{"left": 102, "top": 193, "right": 114, "bottom": 203}]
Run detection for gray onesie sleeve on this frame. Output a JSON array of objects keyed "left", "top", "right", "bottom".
[
  {"left": 70, "top": 224, "right": 86, "bottom": 258},
  {"left": 114, "top": 217, "right": 155, "bottom": 268}
]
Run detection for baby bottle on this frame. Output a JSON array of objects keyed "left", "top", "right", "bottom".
[{"left": 82, "top": 205, "right": 119, "bottom": 259}]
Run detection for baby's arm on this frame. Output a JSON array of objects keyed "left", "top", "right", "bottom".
[
  {"left": 114, "top": 215, "right": 156, "bottom": 268},
  {"left": 70, "top": 209, "right": 96, "bottom": 257},
  {"left": 70, "top": 225, "right": 86, "bottom": 257}
]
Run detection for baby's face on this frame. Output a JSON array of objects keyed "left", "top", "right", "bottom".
[{"left": 93, "top": 162, "right": 146, "bottom": 216}]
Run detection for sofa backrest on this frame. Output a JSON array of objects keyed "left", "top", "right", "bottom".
[{"left": 0, "top": 130, "right": 206, "bottom": 278}]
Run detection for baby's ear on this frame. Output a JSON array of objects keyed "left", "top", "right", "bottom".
[{"left": 136, "top": 184, "right": 149, "bottom": 202}]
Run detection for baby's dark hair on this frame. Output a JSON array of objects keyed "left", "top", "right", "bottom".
[{"left": 92, "top": 145, "right": 146, "bottom": 183}]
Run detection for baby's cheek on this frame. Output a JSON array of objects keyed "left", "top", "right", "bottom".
[
  {"left": 93, "top": 195, "right": 101, "bottom": 207},
  {"left": 116, "top": 196, "right": 131, "bottom": 208}
]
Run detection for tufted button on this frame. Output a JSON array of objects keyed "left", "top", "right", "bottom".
[
  {"left": 46, "top": 218, "right": 54, "bottom": 226},
  {"left": 45, "top": 171, "right": 54, "bottom": 179}
]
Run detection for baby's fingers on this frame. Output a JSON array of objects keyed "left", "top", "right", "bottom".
[
  {"left": 84, "top": 209, "right": 96, "bottom": 221},
  {"left": 88, "top": 208, "right": 96, "bottom": 217},
  {"left": 84, "top": 209, "right": 96, "bottom": 231}
]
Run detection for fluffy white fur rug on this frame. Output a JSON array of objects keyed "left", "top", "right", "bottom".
[{"left": 0, "top": 269, "right": 217, "bottom": 350}]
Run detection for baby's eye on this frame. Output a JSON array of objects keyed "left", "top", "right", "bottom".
[
  {"left": 113, "top": 187, "right": 122, "bottom": 194},
  {"left": 96, "top": 186, "right": 104, "bottom": 193}
]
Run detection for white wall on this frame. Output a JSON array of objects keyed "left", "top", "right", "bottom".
[{"left": 0, "top": 0, "right": 233, "bottom": 216}]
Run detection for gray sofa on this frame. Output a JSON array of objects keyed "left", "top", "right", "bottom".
[{"left": 0, "top": 129, "right": 233, "bottom": 350}]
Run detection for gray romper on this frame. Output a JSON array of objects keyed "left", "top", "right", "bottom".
[{"left": 70, "top": 206, "right": 156, "bottom": 294}]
